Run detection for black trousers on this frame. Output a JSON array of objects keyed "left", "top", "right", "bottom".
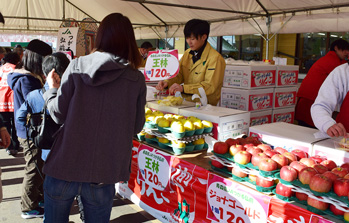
[{"left": 0, "top": 112, "right": 19, "bottom": 150}]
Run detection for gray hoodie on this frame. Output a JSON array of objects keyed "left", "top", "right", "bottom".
[{"left": 43, "top": 51, "right": 146, "bottom": 184}]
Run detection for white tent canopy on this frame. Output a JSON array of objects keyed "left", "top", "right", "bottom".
[{"left": 1, "top": 0, "right": 349, "bottom": 39}]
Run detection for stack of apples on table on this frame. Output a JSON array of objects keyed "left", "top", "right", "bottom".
[{"left": 277, "top": 152, "right": 349, "bottom": 219}]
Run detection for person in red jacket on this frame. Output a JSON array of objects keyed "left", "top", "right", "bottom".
[{"left": 295, "top": 39, "right": 349, "bottom": 128}]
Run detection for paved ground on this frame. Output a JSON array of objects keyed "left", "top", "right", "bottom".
[{"left": 0, "top": 149, "right": 161, "bottom": 223}]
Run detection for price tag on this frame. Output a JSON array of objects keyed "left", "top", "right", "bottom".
[
  {"left": 138, "top": 145, "right": 171, "bottom": 191},
  {"left": 144, "top": 49, "right": 179, "bottom": 81},
  {"left": 207, "top": 173, "right": 271, "bottom": 223}
]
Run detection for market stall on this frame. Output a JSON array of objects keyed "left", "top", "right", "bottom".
[{"left": 116, "top": 97, "right": 348, "bottom": 223}]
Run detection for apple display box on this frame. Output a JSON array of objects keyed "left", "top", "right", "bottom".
[
  {"left": 223, "top": 64, "right": 276, "bottom": 89},
  {"left": 179, "top": 106, "right": 250, "bottom": 141},
  {"left": 146, "top": 100, "right": 196, "bottom": 115},
  {"left": 249, "top": 122, "right": 318, "bottom": 154},
  {"left": 273, "top": 86, "right": 298, "bottom": 109},
  {"left": 312, "top": 138, "right": 349, "bottom": 166},
  {"left": 250, "top": 109, "right": 273, "bottom": 127},
  {"left": 220, "top": 87, "right": 274, "bottom": 112},
  {"left": 275, "top": 65, "right": 299, "bottom": 88},
  {"left": 272, "top": 107, "right": 295, "bottom": 124}
]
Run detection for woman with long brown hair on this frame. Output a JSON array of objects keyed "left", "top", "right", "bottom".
[{"left": 42, "top": 13, "right": 146, "bottom": 222}]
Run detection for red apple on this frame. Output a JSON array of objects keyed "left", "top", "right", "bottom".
[
  {"left": 309, "top": 174, "right": 332, "bottom": 193},
  {"left": 333, "top": 178, "right": 349, "bottom": 197},
  {"left": 258, "top": 158, "right": 278, "bottom": 171},
  {"left": 211, "top": 160, "right": 224, "bottom": 169},
  {"left": 298, "top": 167, "right": 318, "bottom": 185},
  {"left": 289, "top": 161, "right": 307, "bottom": 174},
  {"left": 257, "top": 144, "right": 272, "bottom": 151},
  {"left": 237, "top": 138, "right": 247, "bottom": 145},
  {"left": 245, "top": 136, "right": 260, "bottom": 145},
  {"left": 320, "top": 160, "right": 337, "bottom": 171},
  {"left": 310, "top": 155, "right": 326, "bottom": 163},
  {"left": 322, "top": 171, "right": 339, "bottom": 182},
  {"left": 244, "top": 143, "right": 255, "bottom": 150},
  {"left": 231, "top": 166, "right": 247, "bottom": 178},
  {"left": 299, "top": 158, "right": 317, "bottom": 167},
  {"left": 249, "top": 147, "right": 264, "bottom": 156},
  {"left": 249, "top": 174, "right": 257, "bottom": 183},
  {"left": 274, "top": 147, "right": 288, "bottom": 154},
  {"left": 312, "top": 164, "right": 328, "bottom": 174},
  {"left": 283, "top": 152, "right": 297, "bottom": 163},
  {"left": 275, "top": 183, "right": 294, "bottom": 197},
  {"left": 264, "top": 149, "right": 279, "bottom": 158},
  {"left": 256, "top": 176, "right": 275, "bottom": 187},
  {"left": 271, "top": 154, "right": 289, "bottom": 169},
  {"left": 295, "top": 192, "right": 308, "bottom": 201},
  {"left": 234, "top": 151, "right": 252, "bottom": 165},
  {"left": 251, "top": 153, "right": 269, "bottom": 166},
  {"left": 332, "top": 167, "right": 349, "bottom": 178},
  {"left": 280, "top": 166, "right": 298, "bottom": 182},
  {"left": 291, "top": 149, "right": 309, "bottom": 160},
  {"left": 213, "top": 142, "right": 229, "bottom": 154},
  {"left": 229, "top": 144, "right": 245, "bottom": 156},
  {"left": 225, "top": 138, "right": 239, "bottom": 147},
  {"left": 341, "top": 163, "right": 349, "bottom": 171},
  {"left": 330, "top": 204, "right": 345, "bottom": 216},
  {"left": 307, "top": 196, "right": 329, "bottom": 211}
]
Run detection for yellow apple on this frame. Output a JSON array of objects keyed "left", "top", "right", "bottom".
[
  {"left": 145, "top": 107, "right": 152, "bottom": 115},
  {"left": 202, "top": 120, "right": 213, "bottom": 128},
  {"left": 183, "top": 120, "right": 195, "bottom": 131},
  {"left": 187, "top": 116, "right": 198, "bottom": 122},
  {"left": 154, "top": 116, "right": 165, "bottom": 124},
  {"left": 152, "top": 111, "right": 164, "bottom": 117},
  {"left": 146, "top": 115, "right": 155, "bottom": 122},
  {"left": 170, "top": 121, "right": 185, "bottom": 133},
  {"left": 193, "top": 120, "right": 203, "bottom": 129},
  {"left": 158, "top": 118, "right": 170, "bottom": 128},
  {"left": 171, "top": 140, "right": 186, "bottom": 148},
  {"left": 164, "top": 114, "right": 173, "bottom": 119},
  {"left": 193, "top": 138, "right": 205, "bottom": 145},
  {"left": 173, "top": 115, "right": 185, "bottom": 120},
  {"left": 158, "top": 137, "right": 169, "bottom": 144}
]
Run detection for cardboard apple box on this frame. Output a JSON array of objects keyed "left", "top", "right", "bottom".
[
  {"left": 273, "top": 86, "right": 298, "bottom": 108},
  {"left": 220, "top": 87, "right": 274, "bottom": 111},
  {"left": 179, "top": 106, "right": 250, "bottom": 141},
  {"left": 223, "top": 64, "right": 276, "bottom": 89},
  {"left": 249, "top": 122, "right": 318, "bottom": 154},
  {"left": 146, "top": 100, "right": 195, "bottom": 115},
  {"left": 312, "top": 139, "right": 349, "bottom": 166},
  {"left": 250, "top": 109, "right": 273, "bottom": 126},
  {"left": 275, "top": 65, "right": 299, "bottom": 87},
  {"left": 272, "top": 107, "right": 295, "bottom": 124}
]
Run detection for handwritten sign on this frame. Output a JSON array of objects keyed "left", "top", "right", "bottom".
[
  {"left": 57, "top": 27, "right": 78, "bottom": 57},
  {"left": 207, "top": 173, "right": 271, "bottom": 223},
  {"left": 144, "top": 50, "right": 179, "bottom": 81},
  {"left": 138, "top": 145, "right": 171, "bottom": 191}
]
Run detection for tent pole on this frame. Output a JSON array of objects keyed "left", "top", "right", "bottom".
[
  {"left": 26, "top": 0, "right": 29, "bottom": 30},
  {"left": 63, "top": 0, "right": 66, "bottom": 21}
]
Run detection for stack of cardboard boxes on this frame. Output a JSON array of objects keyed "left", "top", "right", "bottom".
[{"left": 220, "top": 64, "right": 299, "bottom": 127}]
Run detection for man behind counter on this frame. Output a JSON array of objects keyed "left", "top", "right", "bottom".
[
  {"left": 295, "top": 39, "right": 349, "bottom": 128},
  {"left": 156, "top": 19, "right": 226, "bottom": 106},
  {"left": 139, "top": 41, "right": 153, "bottom": 67}
]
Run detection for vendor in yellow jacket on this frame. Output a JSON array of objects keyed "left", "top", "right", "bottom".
[{"left": 156, "top": 19, "right": 226, "bottom": 106}]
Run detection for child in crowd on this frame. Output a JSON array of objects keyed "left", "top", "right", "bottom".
[{"left": 16, "top": 52, "right": 70, "bottom": 161}]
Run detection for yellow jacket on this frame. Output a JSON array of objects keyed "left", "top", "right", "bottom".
[{"left": 166, "top": 43, "right": 226, "bottom": 106}]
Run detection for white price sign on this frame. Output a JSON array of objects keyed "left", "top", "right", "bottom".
[
  {"left": 138, "top": 146, "right": 171, "bottom": 191},
  {"left": 144, "top": 50, "right": 179, "bottom": 81},
  {"left": 207, "top": 174, "right": 271, "bottom": 223}
]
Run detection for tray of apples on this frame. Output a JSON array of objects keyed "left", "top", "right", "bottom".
[
  {"left": 212, "top": 136, "right": 291, "bottom": 178},
  {"left": 272, "top": 154, "right": 349, "bottom": 220}
]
